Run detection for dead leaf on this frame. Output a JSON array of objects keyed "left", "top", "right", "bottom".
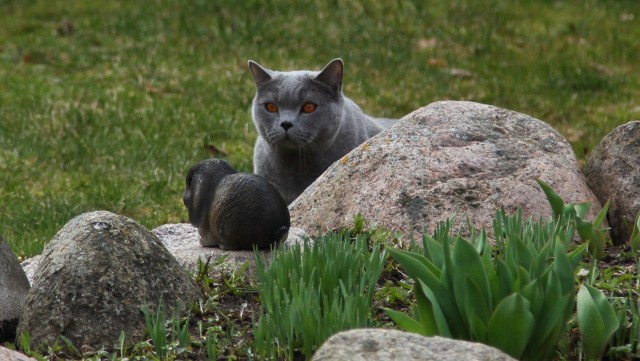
[
  {"left": 144, "top": 82, "right": 163, "bottom": 94},
  {"left": 564, "top": 126, "right": 585, "bottom": 143},
  {"left": 57, "top": 19, "right": 74, "bottom": 36},
  {"left": 620, "top": 13, "right": 635, "bottom": 22},
  {"left": 205, "top": 144, "right": 228, "bottom": 157},
  {"left": 428, "top": 58, "right": 447, "bottom": 68},
  {"left": 448, "top": 68, "right": 475, "bottom": 78},
  {"left": 416, "top": 37, "right": 438, "bottom": 50},
  {"left": 590, "top": 62, "right": 613, "bottom": 76}
]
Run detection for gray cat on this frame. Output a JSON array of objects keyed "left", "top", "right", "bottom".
[{"left": 248, "top": 58, "right": 394, "bottom": 204}]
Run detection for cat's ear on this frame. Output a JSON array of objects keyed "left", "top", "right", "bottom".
[
  {"left": 315, "top": 58, "right": 343, "bottom": 92},
  {"left": 248, "top": 60, "right": 273, "bottom": 88}
]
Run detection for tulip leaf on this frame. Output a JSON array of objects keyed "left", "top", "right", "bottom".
[
  {"left": 488, "top": 293, "right": 535, "bottom": 359},
  {"left": 383, "top": 307, "right": 424, "bottom": 335},
  {"left": 630, "top": 213, "right": 640, "bottom": 254},
  {"left": 422, "top": 235, "right": 445, "bottom": 269},
  {"left": 452, "top": 238, "right": 492, "bottom": 323},
  {"left": 576, "top": 217, "right": 606, "bottom": 259},
  {"left": 526, "top": 289, "right": 572, "bottom": 356},
  {"left": 519, "top": 279, "right": 543, "bottom": 318},
  {"left": 573, "top": 201, "right": 592, "bottom": 219},
  {"left": 418, "top": 280, "right": 452, "bottom": 338},
  {"left": 387, "top": 246, "right": 462, "bottom": 337},
  {"left": 567, "top": 243, "right": 588, "bottom": 268},
  {"left": 496, "top": 259, "right": 514, "bottom": 299},
  {"left": 515, "top": 266, "right": 531, "bottom": 292},
  {"left": 386, "top": 247, "right": 440, "bottom": 289},
  {"left": 575, "top": 217, "right": 592, "bottom": 239},
  {"left": 593, "top": 200, "right": 610, "bottom": 227},
  {"left": 408, "top": 250, "right": 443, "bottom": 279},
  {"left": 537, "top": 179, "right": 565, "bottom": 219},
  {"left": 475, "top": 228, "right": 487, "bottom": 255},
  {"left": 512, "top": 236, "right": 533, "bottom": 272},
  {"left": 553, "top": 243, "right": 575, "bottom": 295},
  {"left": 577, "top": 284, "right": 620, "bottom": 361},
  {"left": 413, "top": 281, "right": 439, "bottom": 336},
  {"left": 469, "top": 313, "right": 487, "bottom": 341},
  {"left": 464, "top": 275, "right": 491, "bottom": 327},
  {"left": 562, "top": 204, "right": 576, "bottom": 218}
]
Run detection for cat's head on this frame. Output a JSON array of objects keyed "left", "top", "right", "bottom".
[{"left": 248, "top": 59, "right": 345, "bottom": 151}]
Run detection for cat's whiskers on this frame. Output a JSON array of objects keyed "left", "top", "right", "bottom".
[{"left": 297, "top": 144, "right": 306, "bottom": 173}]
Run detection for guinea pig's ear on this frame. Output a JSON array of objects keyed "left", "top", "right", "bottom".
[
  {"left": 183, "top": 169, "right": 194, "bottom": 208},
  {"left": 183, "top": 166, "right": 212, "bottom": 227}
]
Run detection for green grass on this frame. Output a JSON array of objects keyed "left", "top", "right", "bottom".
[
  {"left": 1, "top": 0, "right": 639, "bottom": 257},
  {"left": 254, "top": 231, "right": 387, "bottom": 359}
]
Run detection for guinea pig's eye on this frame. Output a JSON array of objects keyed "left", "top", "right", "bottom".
[
  {"left": 265, "top": 103, "right": 278, "bottom": 113},
  {"left": 301, "top": 103, "right": 317, "bottom": 113}
]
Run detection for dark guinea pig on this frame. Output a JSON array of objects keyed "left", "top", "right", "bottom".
[{"left": 183, "top": 158, "right": 290, "bottom": 250}]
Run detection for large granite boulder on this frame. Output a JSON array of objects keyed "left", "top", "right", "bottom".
[
  {"left": 18, "top": 256, "right": 39, "bottom": 286},
  {"left": 17, "top": 211, "right": 202, "bottom": 351},
  {"left": 312, "top": 329, "right": 516, "bottom": 361},
  {"left": 584, "top": 121, "right": 640, "bottom": 244},
  {"left": 290, "top": 101, "right": 602, "bottom": 240},
  {"left": 0, "top": 235, "right": 30, "bottom": 341}
]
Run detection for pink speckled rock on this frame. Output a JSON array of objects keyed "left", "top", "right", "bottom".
[
  {"left": 289, "top": 101, "right": 601, "bottom": 241},
  {"left": 584, "top": 121, "right": 640, "bottom": 244}
]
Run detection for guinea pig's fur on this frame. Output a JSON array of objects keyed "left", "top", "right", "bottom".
[{"left": 183, "top": 159, "right": 290, "bottom": 250}]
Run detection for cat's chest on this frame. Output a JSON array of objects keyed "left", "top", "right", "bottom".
[{"left": 273, "top": 151, "right": 329, "bottom": 177}]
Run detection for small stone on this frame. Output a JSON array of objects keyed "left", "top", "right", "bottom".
[
  {"left": 152, "top": 223, "right": 255, "bottom": 272},
  {"left": 312, "top": 329, "right": 516, "bottom": 361},
  {"left": 282, "top": 227, "right": 314, "bottom": 248}
]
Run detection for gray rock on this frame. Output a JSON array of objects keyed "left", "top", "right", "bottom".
[
  {"left": 312, "top": 329, "right": 516, "bottom": 361},
  {"left": 290, "top": 101, "right": 602, "bottom": 241},
  {"left": 21, "top": 224, "right": 234, "bottom": 285},
  {"left": 21, "top": 224, "right": 313, "bottom": 285},
  {"left": 0, "top": 346, "right": 37, "bottom": 361},
  {"left": 584, "top": 121, "right": 640, "bottom": 244},
  {"left": 152, "top": 223, "right": 256, "bottom": 272},
  {"left": 0, "top": 235, "right": 30, "bottom": 341},
  {"left": 19, "top": 256, "right": 40, "bottom": 286},
  {"left": 152, "top": 223, "right": 312, "bottom": 274},
  {"left": 281, "top": 227, "right": 313, "bottom": 248},
  {"left": 17, "top": 211, "right": 202, "bottom": 351}
]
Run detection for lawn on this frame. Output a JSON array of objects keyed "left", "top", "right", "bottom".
[{"left": 1, "top": 0, "right": 639, "bottom": 258}]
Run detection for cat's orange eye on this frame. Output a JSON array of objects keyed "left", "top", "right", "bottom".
[
  {"left": 265, "top": 103, "right": 278, "bottom": 113},
  {"left": 301, "top": 103, "right": 317, "bottom": 113}
]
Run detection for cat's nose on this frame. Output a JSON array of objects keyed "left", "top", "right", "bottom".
[{"left": 280, "top": 121, "right": 293, "bottom": 131}]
